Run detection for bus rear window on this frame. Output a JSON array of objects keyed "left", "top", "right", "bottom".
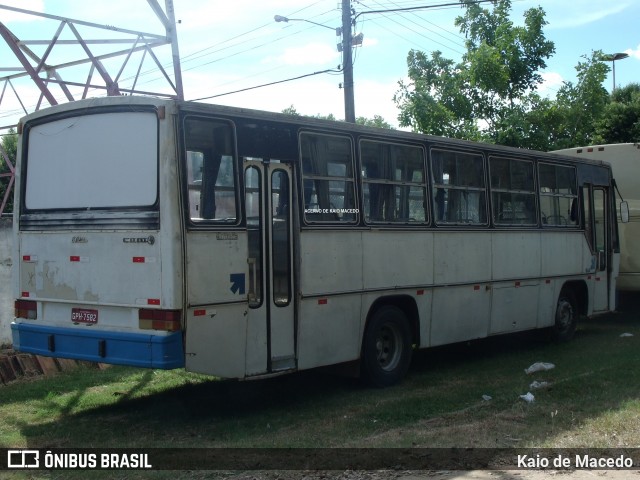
[{"left": 24, "top": 111, "right": 158, "bottom": 210}]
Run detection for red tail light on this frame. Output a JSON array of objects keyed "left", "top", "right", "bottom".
[
  {"left": 15, "top": 300, "right": 37, "bottom": 320},
  {"left": 138, "top": 309, "right": 181, "bottom": 332}
]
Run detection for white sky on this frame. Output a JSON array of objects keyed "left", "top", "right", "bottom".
[{"left": 0, "top": 0, "right": 639, "bottom": 129}]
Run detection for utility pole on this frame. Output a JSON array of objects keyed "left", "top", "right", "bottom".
[{"left": 341, "top": 0, "right": 356, "bottom": 123}]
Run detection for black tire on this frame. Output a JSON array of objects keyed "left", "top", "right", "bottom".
[
  {"left": 361, "top": 305, "right": 413, "bottom": 387},
  {"left": 551, "top": 289, "right": 578, "bottom": 342}
]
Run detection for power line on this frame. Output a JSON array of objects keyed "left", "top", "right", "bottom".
[
  {"left": 367, "top": 0, "right": 466, "bottom": 44},
  {"left": 353, "top": 0, "right": 498, "bottom": 20},
  {"left": 356, "top": 3, "right": 465, "bottom": 55},
  {"left": 189, "top": 68, "right": 341, "bottom": 102},
  {"left": 120, "top": 6, "right": 341, "bottom": 90},
  {"left": 180, "top": 1, "right": 328, "bottom": 63}
]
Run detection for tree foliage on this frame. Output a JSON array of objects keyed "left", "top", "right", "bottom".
[
  {"left": 553, "top": 52, "right": 610, "bottom": 147},
  {"left": 356, "top": 115, "right": 394, "bottom": 129},
  {"left": 594, "top": 83, "right": 640, "bottom": 143},
  {"left": 491, "top": 51, "right": 610, "bottom": 150},
  {"left": 281, "top": 105, "right": 394, "bottom": 129},
  {"left": 395, "top": 0, "right": 555, "bottom": 143},
  {"left": 394, "top": 0, "right": 633, "bottom": 151}
]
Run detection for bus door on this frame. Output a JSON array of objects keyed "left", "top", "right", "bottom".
[
  {"left": 590, "top": 186, "right": 611, "bottom": 312},
  {"left": 244, "top": 160, "right": 296, "bottom": 374}
]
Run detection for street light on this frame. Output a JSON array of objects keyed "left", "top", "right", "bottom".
[
  {"left": 273, "top": 15, "right": 341, "bottom": 35},
  {"left": 274, "top": 7, "right": 356, "bottom": 123},
  {"left": 601, "top": 52, "right": 629, "bottom": 91}
]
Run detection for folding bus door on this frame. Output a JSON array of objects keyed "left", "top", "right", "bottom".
[
  {"left": 583, "top": 186, "right": 612, "bottom": 312},
  {"left": 244, "top": 160, "right": 296, "bottom": 375}
]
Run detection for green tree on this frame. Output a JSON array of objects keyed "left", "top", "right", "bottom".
[
  {"left": 490, "top": 93, "right": 561, "bottom": 150},
  {"left": 395, "top": 0, "right": 555, "bottom": 143},
  {"left": 552, "top": 52, "right": 610, "bottom": 148},
  {"left": 0, "top": 128, "right": 17, "bottom": 213},
  {"left": 313, "top": 112, "right": 338, "bottom": 121},
  {"left": 281, "top": 105, "right": 337, "bottom": 120},
  {"left": 356, "top": 115, "right": 394, "bottom": 129},
  {"left": 594, "top": 83, "right": 640, "bottom": 143},
  {"left": 282, "top": 106, "right": 394, "bottom": 128},
  {"left": 395, "top": 49, "right": 481, "bottom": 139},
  {"left": 281, "top": 105, "right": 301, "bottom": 116},
  {"left": 493, "top": 51, "right": 610, "bottom": 151}
]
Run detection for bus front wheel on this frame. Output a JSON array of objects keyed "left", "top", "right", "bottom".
[
  {"left": 361, "top": 305, "right": 412, "bottom": 387},
  {"left": 551, "top": 289, "right": 578, "bottom": 342}
]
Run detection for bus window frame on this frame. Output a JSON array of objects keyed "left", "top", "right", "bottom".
[
  {"left": 245, "top": 164, "right": 264, "bottom": 308},
  {"left": 180, "top": 114, "right": 242, "bottom": 230},
  {"left": 429, "top": 146, "right": 489, "bottom": 227},
  {"left": 358, "top": 138, "right": 429, "bottom": 226},
  {"left": 538, "top": 161, "right": 579, "bottom": 229},
  {"left": 488, "top": 155, "right": 538, "bottom": 228},
  {"left": 299, "top": 130, "right": 359, "bottom": 226}
]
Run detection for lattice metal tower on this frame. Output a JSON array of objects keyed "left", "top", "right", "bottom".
[{"left": 0, "top": 0, "right": 184, "bottom": 215}]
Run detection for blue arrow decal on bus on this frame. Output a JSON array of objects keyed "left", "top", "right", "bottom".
[{"left": 230, "top": 273, "right": 246, "bottom": 295}]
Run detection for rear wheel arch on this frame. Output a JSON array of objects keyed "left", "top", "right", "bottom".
[
  {"left": 364, "top": 295, "right": 420, "bottom": 346},
  {"left": 360, "top": 296, "right": 419, "bottom": 387}
]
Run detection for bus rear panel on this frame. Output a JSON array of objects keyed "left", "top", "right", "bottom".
[{"left": 11, "top": 99, "right": 184, "bottom": 369}]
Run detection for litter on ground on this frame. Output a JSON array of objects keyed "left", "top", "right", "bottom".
[
  {"left": 525, "top": 362, "right": 555, "bottom": 374},
  {"left": 529, "top": 380, "right": 550, "bottom": 390},
  {"left": 519, "top": 392, "right": 535, "bottom": 403}
]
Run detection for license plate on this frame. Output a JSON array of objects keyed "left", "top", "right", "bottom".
[{"left": 71, "top": 308, "right": 98, "bottom": 325}]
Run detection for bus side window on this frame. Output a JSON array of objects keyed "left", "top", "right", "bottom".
[
  {"left": 300, "top": 133, "right": 357, "bottom": 223},
  {"left": 570, "top": 198, "right": 578, "bottom": 222},
  {"left": 489, "top": 156, "right": 536, "bottom": 226},
  {"left": 183, "top": 117, "right": 238, "bottom": 224},
  {"left": 360, "top": 140, "right": 427, "bottom": 223},
  {"left": 431, "top": 148, "right": 487, "bottom": 225},
  {"left": 539, "top": 163, "right": 578, "bottom": 228},
  {"left": 187, "top": 150, "right": 203, "bottom": 218},
  {"left": 201, "top": 153, "right": 235, "bottom": 220}
]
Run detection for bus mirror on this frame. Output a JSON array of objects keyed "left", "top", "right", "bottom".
[{"left": 620, "top": 201, "right": 630, "bottom": 223}]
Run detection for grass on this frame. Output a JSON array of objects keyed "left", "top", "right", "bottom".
[{"left": 1, "top": 300, "right": 640, "bottom": 456}]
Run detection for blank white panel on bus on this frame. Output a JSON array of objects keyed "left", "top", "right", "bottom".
[
  {"left": 540, "top": 232, "right": 587, "bottom": 277},
  {"left": 299, "top": 231, "right": 363, "bottom": 294},
  {"left": 491, "top": 232, "right": 541, "bottom": 280},
  {"left": 362, "top": 232, "right": 434, "bottom": 288},
  {"left": 431, "top": 285, "right": 491, "bottom": 346},
  {"left": 297, "top": 296, "right": 362, "bottom": 370},
  {"left": 433, "top": 232, "right": 491, "bottom": 284},
  {"left": 185, "top": 304, "right": 248, "bottom": 379},
  {"left": 25, "top": 112, "right": 158, "bottom": 210},
  {"left": 490, "top": 281, "right": 539, "bottom": 334}
]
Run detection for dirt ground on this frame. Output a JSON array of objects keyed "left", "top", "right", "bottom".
[
  {"left": 398, "top": 470, "right": 638, "bottom": 479},
  {"left": 221, "top": 469, "right": 639, "bottom": 480}
]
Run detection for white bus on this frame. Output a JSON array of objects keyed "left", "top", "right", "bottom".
[
  {"left": 11, "top": 96, "right": 622, "bottom": 387},
  {"left": 553, "top": 144, "right": 638, "bottom": 292}
]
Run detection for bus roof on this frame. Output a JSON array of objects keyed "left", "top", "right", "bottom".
[{"left": 20, "top": 95, "right": 615, "bottom": 172}]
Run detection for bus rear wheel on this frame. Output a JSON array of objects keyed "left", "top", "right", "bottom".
[
  {"left": 551, "top": 289, "right": 578, "bottom": 342},
  {"left": 361, "top": 305, "right": 412, "bottom": 387}
]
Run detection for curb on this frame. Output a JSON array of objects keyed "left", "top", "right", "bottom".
[{"left": 0, "top": 349, "right": 109, "bottom": 385}]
